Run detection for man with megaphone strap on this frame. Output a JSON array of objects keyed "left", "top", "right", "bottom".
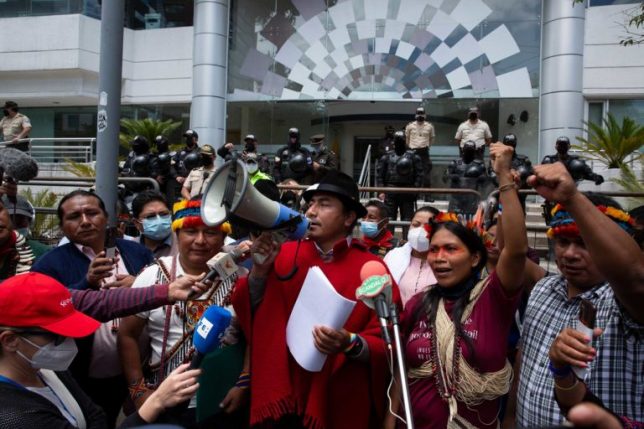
[{"left": 232, "top": 170, "right": 401, "bottom": 429}]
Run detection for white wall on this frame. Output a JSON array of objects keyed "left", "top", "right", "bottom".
[
  {"left": 583, "top": 4, "right": 644, "bottom": 98},
  {"left": 0, "top": 14, "right": 193, "bottom": 106}
]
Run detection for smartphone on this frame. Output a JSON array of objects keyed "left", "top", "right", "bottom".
[
  {"left": 104, "top": 226, "right": 118, "bottom": 259},
  {"left": 573, "top": 299, "right": 596, "bottom": 380}
]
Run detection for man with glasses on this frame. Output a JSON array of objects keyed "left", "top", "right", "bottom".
[{"left": 131, "top": 190, "right": 176, "bottom": 258}]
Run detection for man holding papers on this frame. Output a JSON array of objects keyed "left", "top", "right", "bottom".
[{"left": 232, "top": 171, "right": 399, "bottom": 429}]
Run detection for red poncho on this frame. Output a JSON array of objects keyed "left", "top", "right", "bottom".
[{"left": 232, "top": 238, "right": 399, "bottom": 429}]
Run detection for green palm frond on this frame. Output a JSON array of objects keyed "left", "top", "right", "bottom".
[
  {"left": 119, "top": 118, "right": 182, "bottom": 151},
  {"left": 61, "top": 159, "right": 96, "bottom": 177},
  {"left": 612, "top": 164, "right": 644, "bottom": 210},
  {"left": 574, "top": 113, "right": 644, "bottom": 168},
  {"left": 19, "top": 188, "right": 59, "bottom": 238}
]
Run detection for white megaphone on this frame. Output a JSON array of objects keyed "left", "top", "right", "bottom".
[{"left": 201, "top": 158, "right": 309, "bottom": 261}]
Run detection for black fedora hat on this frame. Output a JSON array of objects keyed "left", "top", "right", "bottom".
[{"left": 303, "top": 171, "right": 367, "bottom": 218}]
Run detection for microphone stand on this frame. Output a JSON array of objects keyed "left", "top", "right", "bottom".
[{"left": 389, "top": 303, "right": 414, "bottom": 429}]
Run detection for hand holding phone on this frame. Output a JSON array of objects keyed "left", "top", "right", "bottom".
[{"left": 104, "top": 226, "right": 118, "bottom": 259}]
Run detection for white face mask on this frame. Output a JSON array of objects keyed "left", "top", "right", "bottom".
[
  {"left": 407, "top": 227, "right": 429, "bottom": 252},
  {"left": 17, "top": 336, "right": 78, "bottom": 372}
]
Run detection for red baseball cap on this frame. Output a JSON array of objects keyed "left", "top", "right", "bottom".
[{"left": 0, "top": 273, "right": 100, "bottom": 338}]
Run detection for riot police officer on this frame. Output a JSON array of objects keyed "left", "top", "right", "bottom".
[
  {"left": 309, "top": 134, "right": 338, "bottom": 182},
  {"left": 154, "top": 135, "right": 174, "bottom": 202},
  {"left": 489, "top": 134, "right": 534, "bottom": 210},
  {"left": 171, "top": 129, "right": 201, "bottom": 192},
  {"left": 273, "top": 128, "right": 315, "bottom": 184},
  {"left": 121, "top": 135, "right": 158, "bottom": 193},
  {"left": 444, "top": 141, "right": 487, "bottom": 215},
  {"left": 542, "top": 136, "right": 604, "bottom": 184},
  {"left": 242, "top": 134, "right": 271, "bottom": 174},
  {"left": 376, "top": 131, "right": 424, "bottom": 237}
]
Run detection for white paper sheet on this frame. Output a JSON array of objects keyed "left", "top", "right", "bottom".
[{"left": 286, "top": 266, "right": 356, "bottom": 372}]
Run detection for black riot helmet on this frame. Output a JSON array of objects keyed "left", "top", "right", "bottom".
[
  {"left": 132, "top": 154, "right": 150, "bottom": 176},
  {"left": 393, "top": 131, "right": 406, "bottom": 155},
  {"left": 288, "top": 152, "right": 308, "bottom": 174},
  {"left": 395, "top": 155, "right": 413, "bottom": 176},
  {"left": 288, "top": 127, "right": 300, "bottom": 146},
  {"left": 503, "top": 133, "right": 517, "bottom": 149},
  {"left": 154, "top": 135, "right": 169, "bottom": 153},
  {"left": 555, "top": 136, "right": 571, "bottom": 155},
  {"left": 183, "top": 129, "right": 198, "bottom": 147},
  {"left": 131, "top": 135, "right": 149, "bottom": 155},
  {"left": 183, "top": 152, "right": 200, "bottom": 172},
  {"left": 465, "top": 163, "right": 485, "bottom": 178},
  {"left": 462, "top": 141, "right": 476, "bottom": 163}
]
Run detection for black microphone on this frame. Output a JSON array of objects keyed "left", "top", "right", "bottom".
[{"left": 355, "top": 260, "right": 393, "bottom": 347}]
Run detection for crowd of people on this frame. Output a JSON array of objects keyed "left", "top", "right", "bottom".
[{"left": 0, "top": 103, "right": 641, "bottom": 429}]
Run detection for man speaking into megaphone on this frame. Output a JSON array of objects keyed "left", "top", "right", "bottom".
[{"left": 231, "top": 171, "right": 401, "bottom": 429}]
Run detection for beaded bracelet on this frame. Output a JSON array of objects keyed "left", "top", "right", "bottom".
[
  {"left": 235, "top": 371, "right": 250, "bottom": 389},
  {"left": 548, "top": 361, "right": 573, "bottom": 379},
  {"left": 128, "top": 378, "right": 149, "bottom": 400}
]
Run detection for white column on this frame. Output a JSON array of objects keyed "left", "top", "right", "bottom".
[
  {"left": 539, "top": 0, "right": 586, "bottom": 159},
  {"left": 191, "top": 0, "right": 229, "bottom": 150}
]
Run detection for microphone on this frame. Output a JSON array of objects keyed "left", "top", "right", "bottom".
[
  {"left": 0, "top": 148, "right": 39, "bottom": 203},
  {"left": 189, "top": 305, "right": 232, "bottom": 369},
  {"left": 187, "top": 252, "right": 239, "bottom": 300},
  {"left": 355, "top": 260, "right": 393, "bottom": 347}
]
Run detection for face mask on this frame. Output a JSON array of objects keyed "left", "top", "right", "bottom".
[
  {"left": 245, "top": 142, "right": 256, "bottom": 152},
  {"left": 17, "top": 227, "right": 30, "bottom": 238},
  {"left": 186, "top": 137, "right": 195, "bottom": 147},
  {"left": 360, "top": 220, "right": 382, "bottom": 238},
  {"left": 142, "top": 215, "right": 172, "bottom": 241},
  {"left": 469, "top": 113, "right": 478, "bottom": 121},
  {"left": 416, "top": 115, "right": 425, "bottom": 122},
  {"left": 407, "top": 227, "right": 429, "bottom": 252},
  {"left": 246, "top": 161, "right": 258, "bottom": 174},
  {"left": 3, "top": 109, "right": 9, "bottom": 117},
  {"left": 310, "top": 144, "right": 321, "bottom": 152},
  {"left": 201, "top": 155, "right": 214, "bottom": 166},
  {"left": 18, "top": 336, "right": 78, "bottom": 371}
]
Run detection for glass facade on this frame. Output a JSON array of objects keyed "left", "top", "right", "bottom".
[
  {"left": 225, "top": 0, "right": 542, "bottom": 178},
  {"left": 0, "top": 0, "right": 193, "bottom": 29}
]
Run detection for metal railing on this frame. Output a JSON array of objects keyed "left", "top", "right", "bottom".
[
  {"left": 357, "top": 144, "right": 372, "bottom": 200},
  {"left": 0, "top": 138, "right": 96, "bottom": 163},
  {"left": 22, "top": 176, "right": 160, "bottom": 192}
]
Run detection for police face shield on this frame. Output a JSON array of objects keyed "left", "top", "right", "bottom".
[{"left": 556, "top": 139, "right": 570, "bottom": 155}]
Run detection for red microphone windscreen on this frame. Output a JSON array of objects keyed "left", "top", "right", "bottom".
[{"left": 360, "top": 260, "right": 388, "bottom": 282}]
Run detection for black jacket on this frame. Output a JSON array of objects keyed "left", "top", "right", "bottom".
[{"left": 0, "top": 371, "right": 147, "bottom": 428}]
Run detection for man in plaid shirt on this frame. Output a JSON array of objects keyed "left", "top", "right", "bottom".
[{"left": 512, "top": 163, "right": 644, "bottom": 428}]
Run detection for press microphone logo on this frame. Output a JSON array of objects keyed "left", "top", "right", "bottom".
[{"left": 196, "top": 318, "right": 213, "bottom": 340}]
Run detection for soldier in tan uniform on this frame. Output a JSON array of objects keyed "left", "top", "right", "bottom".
[
  {"left": 0, "top": 101, "right": 32, "bottom": 151},
  {"left": 404, "top": 107, "right": 435, "bottom": 200},
  {"left": 454, "top": 106, "right": 492, "bottom": 160}
]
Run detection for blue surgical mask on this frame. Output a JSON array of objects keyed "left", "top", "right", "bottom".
[
  {"left": 142, "top": 215, "right": 172, "bottom": 241},
  {"left": 360, "top": 220, "right": 382, "bottom": 238},
  {"left": 17, "top": 228, "right": 30, "bottom": 238}
]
